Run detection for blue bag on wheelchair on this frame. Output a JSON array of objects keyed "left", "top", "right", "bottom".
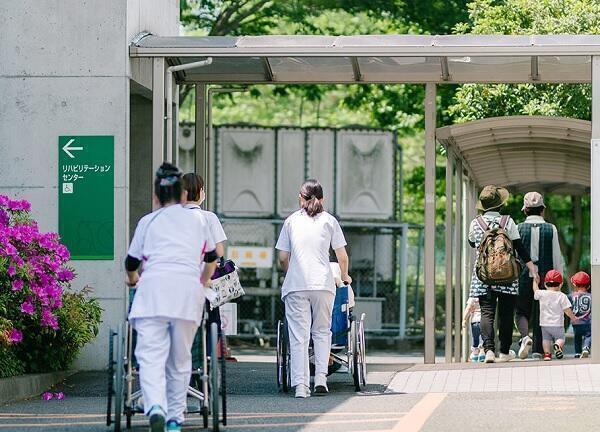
[{"left": 331, "top": 286, "right": 349, "bottom": 346}]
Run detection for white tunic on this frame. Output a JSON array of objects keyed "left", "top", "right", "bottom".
[
  {"left": 128, "top": 204, "right": 216, "bottom": 325},
  {"left": 184, "top": 204, "right": 227, "bottom": 244},
  {"left": 275, "top": 210, "right": 347, "bottom": 299}
]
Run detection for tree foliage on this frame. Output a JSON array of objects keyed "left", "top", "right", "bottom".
[{"left": 448, "top": 0, "right": 598, "bottom": 273}]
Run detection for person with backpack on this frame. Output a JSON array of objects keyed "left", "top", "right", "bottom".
[
  {"left": 515, "top": 192, "right": 564, "bottom": 360},
  {"left": 468, "top": 185, "right": 539, "bottom": 363}
]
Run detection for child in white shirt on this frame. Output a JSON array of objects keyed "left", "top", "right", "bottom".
[
  {"left": 463, "top": 297, "right": 485, "bottom": 362},
  {"left": 533, "top": 269, "right": 578, "bottom": 361}
]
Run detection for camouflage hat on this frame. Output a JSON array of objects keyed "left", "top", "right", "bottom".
[{"left": 476, "top": 185, "right": 509, "bottom": 212}]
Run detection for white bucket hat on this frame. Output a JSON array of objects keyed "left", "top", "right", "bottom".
[{"left": 522, "top": 191, "right": 545, "bottom": 211}]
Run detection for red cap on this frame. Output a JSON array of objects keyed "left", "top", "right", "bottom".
[
  {"left": 544, "top": 270, "right": 563, "bottom": 285},
  {"left": 571, "top": 271, "right": 591, "bottom": 287}
]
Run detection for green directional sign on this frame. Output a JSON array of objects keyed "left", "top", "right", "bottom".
[{"left": 58, "top": 136, "right": 114, "bottom": 260}]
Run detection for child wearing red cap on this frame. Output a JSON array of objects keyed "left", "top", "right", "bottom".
[
  {"left": 569, "top": 271, "right": 592, "bottom": 358},
  {"left": 533, "top": 270, "right": 579, "bottom": 361}
]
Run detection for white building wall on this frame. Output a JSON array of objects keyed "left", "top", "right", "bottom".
[{"left": 0, "top": 0, "right": 179, "bottom": 370}]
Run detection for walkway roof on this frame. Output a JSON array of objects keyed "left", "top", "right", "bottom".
[
  {"left": 130, "top": 34, "right": 600, "bottom": 84},
  {"left": 437, "top": 116, "right": 591, "bottom": 195}
]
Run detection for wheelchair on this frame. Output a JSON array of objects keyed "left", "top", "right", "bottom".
[
  {"left": 106, "top": 290, "right": 227, "bottom": 431},
  {"left": 276, "top": 285, "right": 367, "bottom": 393}
]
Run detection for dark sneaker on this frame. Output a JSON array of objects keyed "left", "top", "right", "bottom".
[
  {"left": 148, "top": 405, "right": 166, "bottom": 432},
  {"left": 553, "top": 343, "right": 564, "bottom": 359},
  {"left": 575, "top": 353, "right": 582, "bottom": 359}
]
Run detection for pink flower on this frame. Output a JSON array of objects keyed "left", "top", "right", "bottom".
[
  {"left": 41, "top": 392, "right": 53, "bottom": 401},
  {"left": 12, "top": 279, "right": 24, "bottom": 291},
  {"left": 7, "top": 199, "right": 31, "bottom": 212},
  {"left": 0, "top": 195, "right": 8, "bottom": 207},
  {"left": 41, "top": 309, "right": 59, "bottom": 330},
  {"left": 54, "top": 392, "right": 65, "bottom": 400},
  {"left": 57, "top": 268, "right": 74, "bottom": 282},
  {"left": 9, "top": 328, "right": 23, "bottom": 344},
  {"left": 7, "top": 265, "right": 16, "bottom": 277},
  {"left": 20, "top": 301, "right": 35, "bottom": 315}
]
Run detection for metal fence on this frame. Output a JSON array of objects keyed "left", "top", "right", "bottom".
[{"left": 220, "top": 218, "right": 439, "bottom": 342}]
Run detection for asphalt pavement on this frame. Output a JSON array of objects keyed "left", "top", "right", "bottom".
[{"left": 2, "top": 350, "right": 600, "bottom": 431}]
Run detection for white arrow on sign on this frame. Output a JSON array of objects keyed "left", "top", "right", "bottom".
[{"left": 62, "top": 139, "right": 83, "bottom": 159}]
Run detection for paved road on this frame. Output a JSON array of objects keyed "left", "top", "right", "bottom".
[{"left": 2, "top": 352, "right": 600, "bottom": 431}]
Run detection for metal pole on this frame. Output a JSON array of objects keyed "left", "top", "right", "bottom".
[
  {"left": 174, "top": 84, "right": 180, "bottom": 167},
  {"left": 591, "top": 55, "right": 600, "bottom": 364},
  {"left": 453, "top": 159, "right": 463, "bottom": 362},
  {"left": 166, "top": 58, "right": 213, "bottom": 165},
  {"left": 195, "top": 84, "right": 207, "bottom": 181},
  {"left": 152, "top": 57, "right": 165, "bottom": 210},
  {"left": 424, "top": 83, "right": 437, "bottom": 364},
  {"left": 372, "top": 234, "right": 377, "bottom": 298},
  {"left": 399, "top": 223, "right": 408, "bottom": 339},
  {"left": 444, "top": 155, "right": 454, "bottom": 363}
]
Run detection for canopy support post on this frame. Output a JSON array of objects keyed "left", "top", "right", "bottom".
[
  {"left": 591, "top": 56, "right": 600, "bottom": 364},
  {"left": 454, "top": 159, "right": 463, "bottom": 362},
  {"left": 424, "top": 83, "right": 437, "bottom": 364},
  {"left": 445, "top": 154, "right": 454, "bottom": 363},
  {"left": 195, "top": 84, "right": 207, "bottom": 200},
  {"left": 152, "top": 57, "right": 165, "bottom": 210}
]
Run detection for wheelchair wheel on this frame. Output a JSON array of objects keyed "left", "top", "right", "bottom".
[
  {"left": 352, "top": 314, "right": 367, "bottom": 392},
  {"left": 106, "top": 323, "right": 125, "bottom": 431},
  {"left": 276, "top": 320, "right": 291, "bottom": 393},
  {"left": 210, "top": 323, "right": 220, "bottom": 432}
]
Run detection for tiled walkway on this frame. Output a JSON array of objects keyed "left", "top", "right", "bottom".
[{"left": 388, "top": 359, "right": 600, "bottom": 393}]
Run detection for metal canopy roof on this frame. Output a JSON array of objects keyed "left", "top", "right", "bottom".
[
  {"left": 129, "top": 34, "right": 600, "bottom": 84},
  {"left": 437, "top": 116, "right": 591, "bottom": 195}
]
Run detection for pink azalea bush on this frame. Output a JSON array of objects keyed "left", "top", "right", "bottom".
[{"left": 0, "top": 195, "right": 102, "bottom": 376}]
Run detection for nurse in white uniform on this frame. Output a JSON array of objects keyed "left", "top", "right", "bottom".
[
  {"left": 125, "top": 163, "right": 219, "bottom": 432},
  {"left": 181, "top": 173, "right": 227, "bottom": 257},
  {"left": 276, "top": 179, "right": 352, "bottom": 398}
]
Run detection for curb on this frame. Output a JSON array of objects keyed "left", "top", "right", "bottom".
[{"left": 0, "top": 370, "right": 76, "bottom": 405}]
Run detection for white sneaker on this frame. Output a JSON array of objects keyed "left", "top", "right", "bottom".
[
  {"left": 518, "top": 336, "right": 533, "bottom": 359},
  {"left": 582, "top": 347, "right": 591, "bottom": 358},
  {"left": 497, "top": 350, "right": 516, "bottom": 363},
  {"left": 484, "top": 350, "right": 495, "bottom": 363},
  {"left": 295, "top": 384, "right": 310, "bottom": 398}
]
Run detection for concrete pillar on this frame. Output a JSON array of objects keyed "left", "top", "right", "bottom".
[
  {"left": 591, "top": 56, "right": 600, "bottom": 363},
  {"left": 454, "top": 159, "right": 463, "bottom": 362},
  {"left": 424, "top": 83, "right": 437, "bottom": 364},
  {"left": 445, "top": 155, "right": 454, "bottom": 363},
  {"left": 152, "top": 57, "right": 165, "bottom": 208}
]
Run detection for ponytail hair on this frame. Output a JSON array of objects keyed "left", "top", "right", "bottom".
[
  {"left": 182, "top": 173, "right": 204, "bottom": 201},
  {"left": 300, "top": 179, "right": 324, "bottom": 217},
  {"left": 154, "top": 162, "right": 182, "bottom": 206}
]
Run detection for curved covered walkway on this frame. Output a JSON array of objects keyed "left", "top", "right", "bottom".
[
  {"left": 437, "top": 116, "right": 590, "bottom": 195},
  {"left": 437, "top": 116, "right": 591, "bottom": 363}
]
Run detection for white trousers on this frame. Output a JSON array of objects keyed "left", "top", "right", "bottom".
[
  {"left": 284, "top": 290, "right": 334, "bottom": 387},
  {"left": 134, "top": 317, "right": 198, "bottom": 423}
]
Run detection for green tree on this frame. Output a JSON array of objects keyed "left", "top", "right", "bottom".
[{"left": 449, "top": 0, "right": 600, "bottom": 274}]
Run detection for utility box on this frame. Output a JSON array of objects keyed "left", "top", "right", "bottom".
[{"left": 354, "top": 297, "right": 384, "bottom": 331}]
